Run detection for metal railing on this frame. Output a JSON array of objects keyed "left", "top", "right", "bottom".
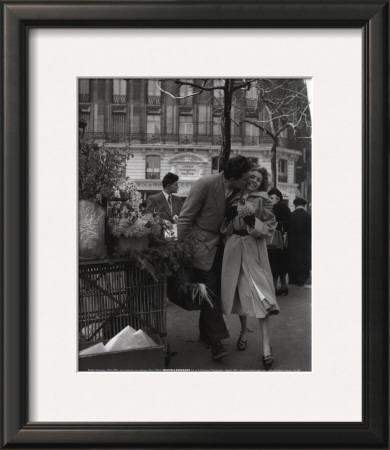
[
  {"left": 145, "top": 172, "right": 161, "bottom": 180},
  {"left": 278, "top": 174, "right": 288, "bottom": 183},
  {"left": 112, "top": 95, "right": 127, "bottom": 104},
  {"left": 148, "top": 95, "right": 161, "bottom": 105},
  {"left": 242, "top": 136, "right": 273, "bottom": 146},
  {"left": 245, "top": 98, "right": 258, "bottom": 109},
  {"left": 179, "top": 97, "right": 193, "bottom": 106},
  {"left": 79, "top": 94, "right": 90, "bottom": 103},
  {"left": 82, "top": 132, "right": 286, "bottom": 148}
]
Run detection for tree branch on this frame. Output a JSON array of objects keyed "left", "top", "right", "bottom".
[
  {"left": 240, "top": 119, "right": 275, "bottom": 140},
  {"left": 173, "top": 79, "right": 225, "bottom": 92},
  {"left": 231, "top": 79, "right": 257, "bottom": 92},
  {"left": 155, "top": 83, "right": 204, "bottom": 100}
]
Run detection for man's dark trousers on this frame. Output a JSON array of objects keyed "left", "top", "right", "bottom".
[{"left": 193, "top": 242, "right": 229, "bottom": 346}]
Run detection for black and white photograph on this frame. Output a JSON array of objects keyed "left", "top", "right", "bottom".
[
  {"left": 3, "top": 1, "right": 388, "bottom": 444},
  {"left": 78, "top": 78, "right": 312, "bottom": 372}
]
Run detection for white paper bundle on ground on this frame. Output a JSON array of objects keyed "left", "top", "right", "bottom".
[
  {"left": 79, "top": 342, "right": 106, "bottom": 356},
  {"left": 104, "top": 325, "right": 137, "bottom": 352},
  {"left": 79, "top": 326, "right": 159, "bottom": 356},
  {"left": 131, "top": 330, "right": 158, "bottom": 348}
]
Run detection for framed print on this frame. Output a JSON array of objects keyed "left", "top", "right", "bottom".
[{"left": 1, "top": 0, "right": 388, "bottom": 448}]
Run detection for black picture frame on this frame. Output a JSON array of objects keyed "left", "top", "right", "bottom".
[{"left": 1, "top": 1, "right": 388, "bottom": 448}]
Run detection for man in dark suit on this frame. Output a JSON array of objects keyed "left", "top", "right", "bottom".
[
  {"left": 145, "top": 172, "right": 182, "bottom": 223},
  {"left": 178, "top": 155, "right": 253, "bottom": 360},
  {"left": 288, "top": 197, "right": 312, "bottom": 286}
]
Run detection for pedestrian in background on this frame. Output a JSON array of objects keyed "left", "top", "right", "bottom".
[
  {"left": 256, "top": 167, "right": 274, "bottom": 212},
  {"left": 288, "top": 197, "right": 311, "bottom": 286},
  {"left": 267, "top": 187, "right": 291, "bottom": 295},
  {"left": 145, "top": 172, "right": 182, "bottom": 223}
]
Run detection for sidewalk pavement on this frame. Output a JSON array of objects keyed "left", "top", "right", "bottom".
[{"left": 165, "top": 284, "right": 311, "bottom": 371}]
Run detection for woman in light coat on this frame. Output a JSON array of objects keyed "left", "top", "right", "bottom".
[{"left": 221, "top": 166, "right": 279, "bottom": 370}]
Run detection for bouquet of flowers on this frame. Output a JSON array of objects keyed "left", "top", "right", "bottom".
[
  {"left": 107, "top": 178, "right": 140, "bottom": 236},
  {"left": 108, "top": 209, "right": 166, "bottom": 240},
  {"left": 135, "top": 232, "right": 215, "bottom": 310},
  {"left": 236, "top": 194, "right": 256, "bottom": 218},
  {"left": 79, "top": 142, "right": 134, "bottom": 203},
  {"left": 107, "top": 178, "right": 167, "bottom": 240}
]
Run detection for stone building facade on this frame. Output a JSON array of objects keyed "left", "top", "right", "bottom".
[{"left": 79, "top": 78, "right": 311, "bottom": 206}]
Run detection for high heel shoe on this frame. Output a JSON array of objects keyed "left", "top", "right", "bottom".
[
  {"left": 276, "top": 288, "right": 288, "bottom": 296},
  {"left": 236, "top": 331, "right": 248, "bottom": 351},
  {"left": 262, "top": 347, "right": 274, "bottom": 370}
]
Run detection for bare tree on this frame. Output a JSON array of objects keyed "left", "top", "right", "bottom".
[
  {"left": 157, "top": 79, "right": 256, "bottom": 171},
  {"left": 240, "top": 79, "right": 311, "bottom": 188}
]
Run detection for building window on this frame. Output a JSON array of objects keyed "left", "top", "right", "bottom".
[
  {"left": 166, "top": 105, "right": 174, "bottom": 135},
  {"left": 79, "top": 79, "right": 90, "bottom": 103},
  {"left": 113, "top": 79, "right": 127, "bottom": 104},
  {"left": 119, "top": 156, "right": 127, "bottom": 178},
  {"left": 257, "top": 105, "right": 268, "bottom": 136},
  {"left": 213, "top": 116, "right": 221, "bottom": 136},
  {"left": 244, "top": 122, "right": 259, "bottom": 145},
  {"left": 179, "top": 81, "right": 193, "bottom": 106},
  {"left": 278, "top": 159, "right": 288, "bottom": 183},
  {"left": 147, "top": 114, "right": 161, "bottom": 136},
  {"left": 245, "top": 84, "right": 258, "bottom": 109},
  {"left": 211, "top": 156, "right": 219, "bottom": 174},
  {"left": 213, "top": 116, "right": 222, "bottom": 144},
  {"left": 198, "top": 104, "right": 210, "bottom": 135},
  {"left": 213, "top": 79, "right": 224, "bottom": 107},
  {"left": 230, "top": 106, "right": 239, "bottom": 136},
  {"left": 146, "top": 155, "right": 161, "bottom": 179},
  {"left": 246, "top": 84, "right": 257, "bottom": 99},
  {"left": 179, "top": 115, "right": 193, "bottom": 136},
  {"left": 147, "top": 80, "right": 161, "bottom": 105},
  {"left": 179, "top": 81, "right": 193, "bottom": 96}
]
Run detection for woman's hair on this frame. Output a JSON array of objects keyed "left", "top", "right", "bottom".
[
  {"left": 268, "top": 187, "right": 284, "bottom": 202},
  {"left": 251, "top": 165, "right": 269, "bottom": 192}
]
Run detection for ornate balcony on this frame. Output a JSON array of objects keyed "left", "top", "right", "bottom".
[
  {"left": 179, "top": 134, "right": 192, "bottom": 145},
  {"left": 179, "top": 97, "right": 193, "bottom": 106},
  {"left": 81, "top": 132, "right": 285, "bottom": 149},
  {"left": 278, "top": 174, "right": 288, "bottom": 183},
  {"left": 79, "top": 94, "right": 90, "bottom": 103},
  {"left": 148, "top": 95, "right": 161, "bottom": 105},
  {"left": 112, "top": 95, "right": 127, "bottom": 104},
  {"left": 148, "top": 135, "right": 161, "bottom": 144},
  {"left": 242, "top": 136, "right": 273, "bottom": 146},
  {"left": 245, "top": 98, "right": 258, "bottom": 109},
  {"left": 212, "top": 135, "right": 223, "bottom": 145}
]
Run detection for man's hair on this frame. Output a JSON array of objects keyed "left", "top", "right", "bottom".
[
  {"left": 162, "top": 172, "right": 179, "bottom": 188},
  {"left": 268, "top": 187, "right": 284, "bottom": 202},
  {"left": 223, "top": 155, "right": 253, "bottom": 180}
]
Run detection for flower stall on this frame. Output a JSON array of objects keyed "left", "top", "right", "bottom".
[
  {"left": 78, "top": 142, "right": 169, "bottom": 369},
  {"left": 78, "top": 142, "right": 213, "bottom": 370}
]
